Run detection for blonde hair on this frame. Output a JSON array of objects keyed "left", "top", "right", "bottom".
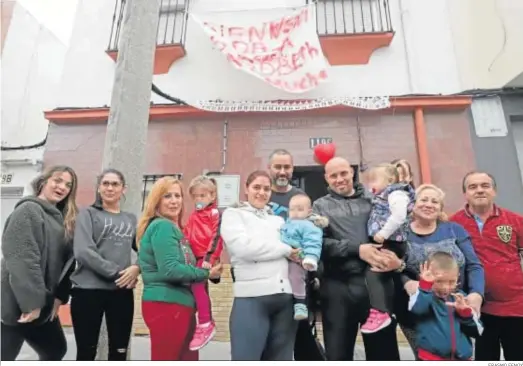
[
  {"left": 31, "top": 165, "right": 79, "bottom": 240},
  {"left": 136, "top": 177, "right": 185, "bottom": 245},
  {"left": 415, "top": 184, "right": 448, "bottom": 221},
  {"left": 188, "top": 175, "right": 218, "bottom": 197},
  {"left": 391, "top": 159, "right": 414, "bottom": 186},
  {"left": 369, "top": 163, "right": 400, "bottom": 184},
  {"left": 427, "top": 251, "right": 458, "bottom": 271}
]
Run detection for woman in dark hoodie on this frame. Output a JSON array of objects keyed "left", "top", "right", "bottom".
[
  {"left": 1, "top": 165, "right": 79, "bottom": 361},
  {"left": 70, "top": 168, "right": 140, "bottom": 361}
]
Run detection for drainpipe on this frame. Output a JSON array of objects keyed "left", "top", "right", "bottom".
[
  {"left": 413, "top": 107, "right": 432, "bottom": 183},
  {"left": 220, "top": 120, "right": 228, "bottom": 173}
]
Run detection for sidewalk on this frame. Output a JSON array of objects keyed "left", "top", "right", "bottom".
[{"left": 18, "top": 328, "right": 416, "bottom": 361}]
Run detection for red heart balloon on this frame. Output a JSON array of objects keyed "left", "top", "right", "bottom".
[{"left": 313, "top": 143, "right": 336, "bottom": 165}]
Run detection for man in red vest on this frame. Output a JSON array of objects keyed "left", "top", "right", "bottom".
[{"left": 450, "top": 171, "right": 523, "bottom": 361}]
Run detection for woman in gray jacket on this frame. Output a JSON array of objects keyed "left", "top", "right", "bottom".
[
  {"left": 1, "top": 165, "right": 79, "bottom": 361},
  {"left": 220, "top": 170, "right": 301, "bottom": 361},
  {"left": 70, "top": 168, "right": 139, "bottom": 361}
]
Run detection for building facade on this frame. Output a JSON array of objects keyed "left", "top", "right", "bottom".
[
  {"left": 3, "top": 0, "right": 516, "bottom": 342},
  {"left": 1, "top": 0, "right": 78, "bottom": 230},
  {"left": 41, "top": 0, "right": 479, "bottom": 341},
  {"left": 447, "top": 0, "right": 523, "bottom": 212}
]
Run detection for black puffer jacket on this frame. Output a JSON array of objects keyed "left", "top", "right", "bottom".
[{"left": 312, "top": 183, "right": 372, "bottom": 280}]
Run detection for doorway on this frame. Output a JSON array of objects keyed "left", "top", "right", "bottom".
[{"left": 292, "top": 165, "right": 360, "bottom": 203}]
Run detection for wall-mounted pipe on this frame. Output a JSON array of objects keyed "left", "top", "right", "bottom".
[
  {"left": 203, "top": 119, "right": 229, "bottom": 175},
  {"left": 220, "top": 120, "right": 228, "bottom": 172}
]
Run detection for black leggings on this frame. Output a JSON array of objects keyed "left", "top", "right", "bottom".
[
  {"left": 320, "top": 276, "right": 400, "bottom": 360},
  {"left": 70, "top": 288, "right": 134, "bottom": 361},
  {"left": 475, "top": 313, "right": 523, "bottom": 361},
  {"left": 365, "top": 239, "right": 406, "bottom": 313},
  {"left": 1, "top": 318, "right": 67, "bottom": 361}
]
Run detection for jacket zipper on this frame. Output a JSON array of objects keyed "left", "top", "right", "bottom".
[{"left": 448, "top": 305, "right": 456, "bottom": 360}]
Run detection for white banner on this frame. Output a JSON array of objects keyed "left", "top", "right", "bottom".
[{"left": 191, "top": 5, "right": 330, "bottom": 94}]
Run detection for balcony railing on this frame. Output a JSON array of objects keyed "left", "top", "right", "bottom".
[
  {"left": 308, "top": 0, "right": 393, "bottom": 35},
  {"left": 107, "top": 0, "right": 189, "bottom": 52}
]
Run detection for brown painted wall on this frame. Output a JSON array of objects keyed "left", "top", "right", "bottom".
[
  {"left": 424, "top": 111, "right": 476, "bottom": 207},
  {"left": 45, "top": 109, "right": 475, "bottom": 340},
  {"left": 44, "top": 110, "right": 474, "bottom": 212}
]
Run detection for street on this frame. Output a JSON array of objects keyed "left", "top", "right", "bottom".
[{"left": 16, "top": 328, "right": 416, "bottom": 361}]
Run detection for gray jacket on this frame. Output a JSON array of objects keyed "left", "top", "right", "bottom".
[
  {"left": 312, "top": 183, "right": 372, "bottom": 279},
  {"left": 1, "top": 197, "right": 73, "bottom": 325}
]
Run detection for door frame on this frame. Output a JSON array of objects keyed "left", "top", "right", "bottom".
[{"left": 293, "top": 164, "right": 360, "bottom": 185}]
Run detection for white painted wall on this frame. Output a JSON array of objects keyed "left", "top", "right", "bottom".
[
  {"left": 1, "top": 1, "right": 77, "bottom": 213},
  {"left": 1, "top": 1, "right": 76, "bottom": 148},
  {"left": 0, "top": 148, "right": 43, "bottom": 193},
  {"left": 55, "top": 0, "right": 463, "bottom": 109},
  {"left": 0, "top": 147, "right": 44, "bottom": 233},
  {"left": 448, "top": 0, "right": 523, "bottom": 89}
]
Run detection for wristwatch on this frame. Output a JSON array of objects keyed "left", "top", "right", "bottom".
[{"left": 395, "top": 260, "right": 406, "bottom": 273}]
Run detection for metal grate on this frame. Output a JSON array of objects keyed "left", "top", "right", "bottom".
[
  {"left": 308, "top": 0, "right": 393, "bottom": 35},
  {"left": 108, "top": 0, "right": 391, "bottom": 52},
  {"left": 1, "top": 186, "right": 25, "bottom": 197},
  {"left": 107, "top": 0, "right": 190, "bottom": 51},
  {"left": 141, "top": 174, "right": 183, "bottom": 210}
]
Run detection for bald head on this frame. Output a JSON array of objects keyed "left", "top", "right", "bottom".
[
  {"left": 324, "top": 157, "right": 354, "bottom": 196},
  {"left": 325, "top": 157, "right": 351, "bottom": 174}
]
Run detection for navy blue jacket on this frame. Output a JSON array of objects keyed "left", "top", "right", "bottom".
[{"left": 409, "top": 279, "right": 483, "bottom": 360}]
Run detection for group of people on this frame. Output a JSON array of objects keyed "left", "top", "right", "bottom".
[{"left": 1, "top": 148, "right": 522, "bottom": 362}]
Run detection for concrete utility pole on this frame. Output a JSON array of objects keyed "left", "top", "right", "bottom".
[{"left": 95, "top": 0, "right": 161, "bottom": 360}]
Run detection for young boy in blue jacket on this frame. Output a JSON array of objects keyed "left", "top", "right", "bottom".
[
  {"left": 280, "top": 193, "right": 328, "bottom": 320},
  {"left": 409, "top": 252, "right": 483, "bottom": 361}
]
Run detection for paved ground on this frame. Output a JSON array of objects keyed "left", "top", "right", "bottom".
[{"left": 16, "top": 328, "right": 416, "bottom": 361}]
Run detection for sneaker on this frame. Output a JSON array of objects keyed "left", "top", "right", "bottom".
[
  {"left": 189, "top": 322, "right": 216, "bottom": 351},
  {"left": 360, "top": 309, "right": 391, "bottom": 334},
  {"left": 294, "top": 303, "right": 308, "bottom": 321}
]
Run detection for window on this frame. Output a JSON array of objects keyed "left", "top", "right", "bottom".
[
  {"left": 157, "top": 0, "right": 189, "bottom": 46},
  {"left": 311, "top": 0, "right": 392, "bottom": 35},
  {"left": 141, "top": 174, "right": 183, "bottom": 210}
]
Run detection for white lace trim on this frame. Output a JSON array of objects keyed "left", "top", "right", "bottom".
[{"left": 191, "top": 96, "right": 390, "bottom": 112}]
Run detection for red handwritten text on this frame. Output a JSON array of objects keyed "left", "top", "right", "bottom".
[
  {"left": 203, "top": 7, "right": 309, "bottom": 43},
  {"left": 201, "top": 6, "right": 327, "bottom": 92},
  {"left": 265, "top": 69, "right": 328, "bottom": 92}
]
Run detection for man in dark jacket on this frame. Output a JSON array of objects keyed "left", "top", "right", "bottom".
[
  {"left": 263, "top": 149, "right": 324, "bottom": 360},
  {"left": 312, "top": 157, "right": 405, "bottom": 361}
]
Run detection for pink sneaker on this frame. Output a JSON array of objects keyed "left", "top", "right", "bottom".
[
  {"left": 360, "top": 309, "right": 391, "bottom": 334},
  {"left": 189, "top": 322, "right": 216, "bottom": 351}
]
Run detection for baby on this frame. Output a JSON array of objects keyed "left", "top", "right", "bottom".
[
  {"left": 361, "top": 163, "right": 415, "bottom": 334},
  {"left": 410, "top": 252, "right": 483, "bottom": 361},
  {"left": 280, "top": 193, "right": 328, "bottom": 320}
]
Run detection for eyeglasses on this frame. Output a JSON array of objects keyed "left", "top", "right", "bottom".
[{"left": 101, "top": 181, "right": 122, "bottom": 188}]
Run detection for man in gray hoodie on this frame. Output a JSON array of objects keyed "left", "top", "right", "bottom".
[{"left": 312, "top": 157, "right": 405, "bottom": 361}]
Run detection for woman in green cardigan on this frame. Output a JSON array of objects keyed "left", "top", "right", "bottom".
[{"left": 137, "top": 177, "right": 222, "bottom": 361}]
